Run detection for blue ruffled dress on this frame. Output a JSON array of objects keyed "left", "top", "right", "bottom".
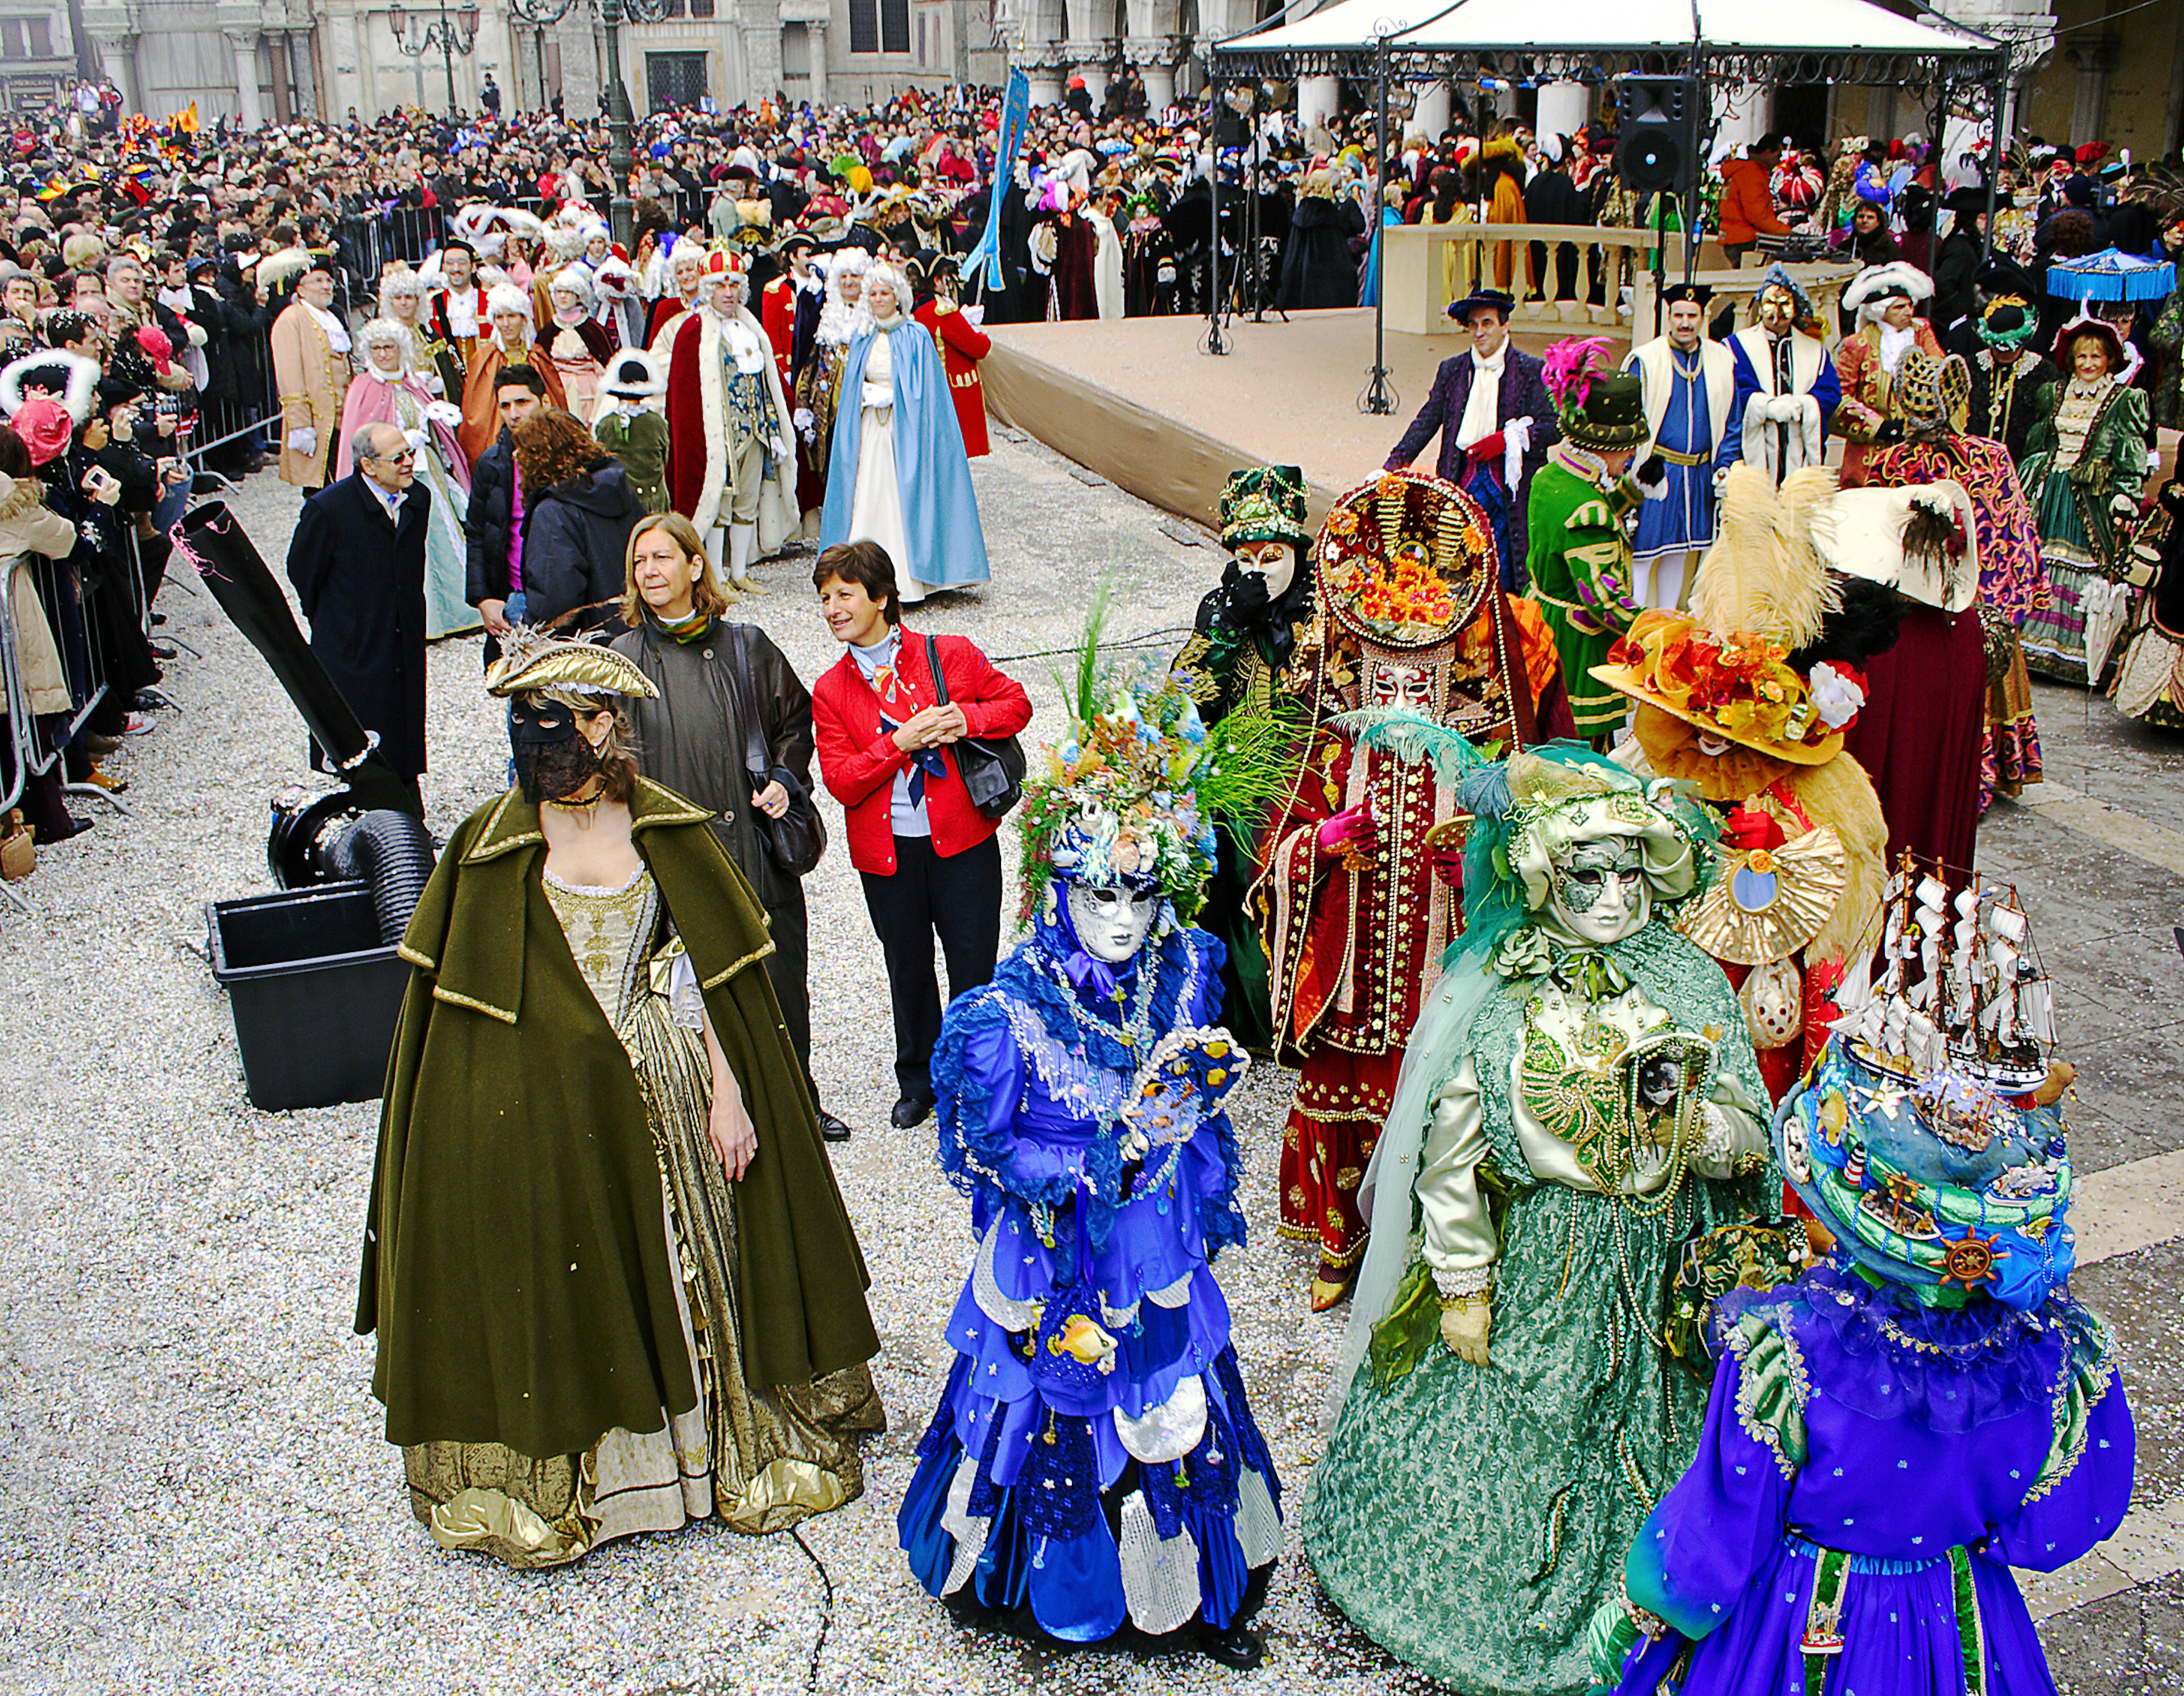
[
  {"left": 1615, "top": 1264, "right": 2135, "bottom": 1695},
  {"left": 897, "top": 909, "right": 1282, "bottom": 1644}
]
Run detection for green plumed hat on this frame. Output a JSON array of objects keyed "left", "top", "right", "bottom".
[{"left": 1219, "top": 464, "right": 1310, "bottom": 553}]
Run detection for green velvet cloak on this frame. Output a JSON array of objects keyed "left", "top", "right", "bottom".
[{"left": 355, "top": 778, "right": 879, "bottom": 1461}]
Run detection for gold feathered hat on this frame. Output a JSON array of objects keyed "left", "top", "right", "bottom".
[{"left": 486, "top": 629, "right": 657, "bottom": 700}]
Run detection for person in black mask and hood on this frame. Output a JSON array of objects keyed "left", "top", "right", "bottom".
[{"left": 1172, "top": 464, "right": 1315, "bottom": 1053}]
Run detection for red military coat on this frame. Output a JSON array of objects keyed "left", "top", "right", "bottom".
[{"left": 912, "top": 297, "right": 992, "bottom": 458}]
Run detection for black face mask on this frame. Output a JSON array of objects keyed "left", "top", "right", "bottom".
[{"left": 509, "top": 695, "right": 605, "bottom": 803}]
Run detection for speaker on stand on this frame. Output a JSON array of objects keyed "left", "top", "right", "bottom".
[{"left": 1615, "top": 73, "right": 1710, "bottom": 334}]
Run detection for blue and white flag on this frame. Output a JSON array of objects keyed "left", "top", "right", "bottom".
[{"left": 961, "top": 67, "right": 1030, "bottom": 292}]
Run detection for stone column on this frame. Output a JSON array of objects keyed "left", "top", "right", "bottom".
[
  {"left": 1533, "top": 78, "right": 1587, "bottom": 143},
  {"left": 1410, "top": 78, "right": 1451, "bottom": 140},
  {"left": 1298, "top": 74, "right": 1338, "bottom": 130},
  {"left": 226, "top": 29, "right": 264, "bottom": 130},
  {"left": 292, "top": 30, "right": 320, "bottom": 119},
  {"left": 88, "top": 30, "right": 136, "bottom": 112},
  {"left": 1138, "top": 53, "right": 1173, "bottom": 110},
  {"left": 808, "top": 22, "right": 827, "bottom": 104}
]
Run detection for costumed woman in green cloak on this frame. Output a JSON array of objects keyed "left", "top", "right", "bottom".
[
  {"left": 357, "top": 633, "right": 884, "bottom": 1569},
  {"left": 1302, "top": 742, "right": 1778, "bottom": 1695}
]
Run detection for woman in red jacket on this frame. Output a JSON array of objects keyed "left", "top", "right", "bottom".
[{"left": 810, "top": 540, "right": 1032, "bottom": 1128}]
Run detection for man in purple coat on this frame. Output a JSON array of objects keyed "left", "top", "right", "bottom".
[{"left": 1384, "top": 287, "right": 1558, "bottom": 589}]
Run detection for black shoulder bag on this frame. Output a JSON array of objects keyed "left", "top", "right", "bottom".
[
  {"left": 727, "top": 622, "right": 828, "bottom": 877},
  {"left": 924, "top": 633, "right": 1025, "bottom": 820}
]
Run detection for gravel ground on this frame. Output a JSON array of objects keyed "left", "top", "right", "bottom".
[{"left": 0, "top": 437, "right": 1432, "bottom": 1695}]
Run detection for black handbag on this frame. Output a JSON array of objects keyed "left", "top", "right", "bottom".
[
  {"left": 726, "top": 624, "right": 828, "bottom": 878},
  {"left": 925, "top": 633, "right": 1025, "bottom": 820}
]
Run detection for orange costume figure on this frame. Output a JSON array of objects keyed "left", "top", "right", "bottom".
[
  {"left": 1595, "top": 465, "right": 1900, "bottom": 1104},
  {"left": 1254, "top": 469, "right": 1574, "bottom": 1308},
  {"left": 911, "top": 288, "right": 992, "bottom": 458}
]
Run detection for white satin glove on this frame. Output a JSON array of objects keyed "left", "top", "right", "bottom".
[
  {"left": 403, "top": 427, "right": 429, "bottom": 457},
  {"left": 423, "top": 371, "right": 445, "bottom": 395},
  {"left": 962, "top": 303, "right": 986, "bottom": 326},
  {"left": 770, "top": 435, "right": 790, "bottom": 460},
  {"left": 1505, "top": 415, "right": 1534, "bottom": 456},
  {"left": 287, "top": 427, "right": 316, "bottom": 456},
  {"left": 792, "top": 406, "right": 814, "bottom": 432}
]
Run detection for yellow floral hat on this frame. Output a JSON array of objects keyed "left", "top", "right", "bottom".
[{"left": 1590, "top": 609, "right": 1844, "bottom": 766}]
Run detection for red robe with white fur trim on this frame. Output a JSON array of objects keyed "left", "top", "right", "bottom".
[{"left": 664, "top": 306, "right": 799, "bottom": 547}]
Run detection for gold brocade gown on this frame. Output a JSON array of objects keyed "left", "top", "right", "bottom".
[{"left": 402, "top": 865, "right": 882, "bottom": 1569}]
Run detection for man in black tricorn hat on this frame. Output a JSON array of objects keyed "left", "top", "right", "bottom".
[{"left": 1383, "top": 284, "right": 1557, "bottom": 588}]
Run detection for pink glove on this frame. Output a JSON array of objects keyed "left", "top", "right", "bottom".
[{"left": 1317, "top": 805, "right": 1379, "bottom": 860}]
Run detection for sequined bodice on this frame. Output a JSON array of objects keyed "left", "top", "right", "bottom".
[
  {"left": 544, "top": 864, "right": 659, "bottom": 1030},
  {"left": 2051, "top": 381, "right": 2108, "bottom": 471}
]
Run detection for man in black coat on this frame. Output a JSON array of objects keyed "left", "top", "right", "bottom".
[
  {"left": 1385, "top": 287, "right": 1559, "bottom": 588},
  {"left": 462, "top": 363, "right": 546, "bottom": 667},
  {"left": 287, "top": 421, "right": 430, "bottom": 804}
]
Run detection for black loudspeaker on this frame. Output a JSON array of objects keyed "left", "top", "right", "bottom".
[{"left": 1615, "top": 75, "right": 1705, "bottom": 195}]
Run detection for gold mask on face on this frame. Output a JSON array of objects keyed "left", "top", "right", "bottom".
[{"left": 1756, "top": 286, "right": 1797, "bottom": 336}]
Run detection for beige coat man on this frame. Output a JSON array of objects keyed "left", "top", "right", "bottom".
[{"left": 271, "top": 266, "right": 353, "bottom": 489}]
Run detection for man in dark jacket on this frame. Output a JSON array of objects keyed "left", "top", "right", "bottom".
[
  {"left": 611, "top": 527, "right": 849, "bottom": 1141},
  {"left": 462, "top": 363, "right": 545, "bottom": 665},
  {"left": 1385, "top": 287, "right": 1559, "bottom": 588},
  {"left": 286, "top": 421, "right": 430, "bottom": 804}
]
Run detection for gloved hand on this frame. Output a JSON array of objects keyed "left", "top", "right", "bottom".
[
  {"left": 2111, "top": 491, "right": 2142, "bottom": 518},
  {"left": 423, "top": 371, "right": 445, "bottom": 395},
  {"left": 1635, "top": 455, "right": 1666, "bottom": 490},
  {"left": 962, "top": 303, "right": 986, "bottom": 326},
  {"left": 792, "top": 406, "right": 814, "bottom": 433},
  {"left": 1721, "top": 804, "right": 1784, "bottom": 851},
  {"left": 287, "top": 427, "right": 316, "bottom": 457},
  {"left": 1440, "top": 1294, "right": 1491, "bottom": 1366},
  {"left": 1429, "top": 841, "right": 1465, "bottom": 886},
  {"left": 770, "top": 434, "right": 790, "bottom": 460},
  {"left": 1316, "top": 804, "right": 1380, "bottom": 861},
  {"left": 1465, "top": 429, "right": 1507, "bottom": 465},
  {"left": 403, "top": 427, "right": 429, "bottom": 458}
]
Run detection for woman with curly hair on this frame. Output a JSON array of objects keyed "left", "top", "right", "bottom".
[{"left": 514, "top": 406, "right": 643, "bottom": 636}]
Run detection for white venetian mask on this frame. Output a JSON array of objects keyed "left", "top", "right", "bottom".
[{"left": 1068, "top": 884, "right": 1159, "bottom": 965}]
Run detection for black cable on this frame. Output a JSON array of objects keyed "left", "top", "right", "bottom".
[
  {"left": 983, "top": 623, "right": 1196, "bottom": 665},
  {"left": 789, "top": 1525, "right": 833, "bottom": 1694}
]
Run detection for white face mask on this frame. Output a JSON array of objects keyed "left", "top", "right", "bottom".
[
  {"left": 1068, "top": 884, "right": 1159, "bottom": 965},
  {"left": 1546, "top": 840, "right": 1651, "bottom": 945},
  {"left": 1233, "top": 538, "right": 1297, "bottom": 601}
]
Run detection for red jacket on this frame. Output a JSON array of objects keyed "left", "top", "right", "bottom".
[
  {"left": 912, "top": 297, "right": 993, "bottom": 457},
  {"left": 812, "top": 626, "right": 1033, "bottom": 875}
]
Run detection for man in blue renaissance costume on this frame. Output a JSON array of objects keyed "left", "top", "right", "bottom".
[
  {"left": 1624, "top": 283, "right": 1735, "bottom": 613},
  {"left": 1595, "top": 920, "right": 2135, "bottom": 1696},
  {"left": 1719, "top": 264, "right": 1841, "bottom": 490},
  {"left": 897, "top": 628, "right": 1296, "bottom": 1668},
  {"left": 818, "top": 259, "right": 989, "bottom": 606}
]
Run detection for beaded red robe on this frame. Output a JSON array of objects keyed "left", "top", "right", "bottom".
[{"left": 1254, "top": 472, "right": 1574, "bottom": 1273}]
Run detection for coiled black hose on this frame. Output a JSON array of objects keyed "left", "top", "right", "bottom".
[{"left": 327, "top": 809, "right": 436, "bottom": 945}]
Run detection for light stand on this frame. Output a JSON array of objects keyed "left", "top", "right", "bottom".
[
  {"left": 388, "top": 2, "right": 481, "bottom": 119},
  {"left": 507, "top": 0, "right": 677, "bottom": 250}
]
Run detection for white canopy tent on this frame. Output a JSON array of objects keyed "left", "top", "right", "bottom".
[
  {"left": 1201, "top": 0, "right": 2007, "bottom": 412},
  {"left": 1221, "top": 0, "right": 1996, "bottom": 57}
]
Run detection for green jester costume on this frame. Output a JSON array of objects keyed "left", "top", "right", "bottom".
[
  {"left": 1525, "top": 340, "right": 1652, "bottom": 745},
  {"left": 1302, "top": 743, "right": 1778, "bottom": 1696}
]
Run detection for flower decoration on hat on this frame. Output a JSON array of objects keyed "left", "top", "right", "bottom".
[
  {"left": 1314, "top": 468, "right": 1495, "bottom": 649},
  {"left": 1218, "top": 464, "right": 1310, "bottom": 555},
  {"left": 1016, "top": 590, "right": 1300, "bottom": 927}
]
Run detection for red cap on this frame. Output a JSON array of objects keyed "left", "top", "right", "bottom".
[{"left": 13, "top": 394, "right": 71, "bottom": 465}]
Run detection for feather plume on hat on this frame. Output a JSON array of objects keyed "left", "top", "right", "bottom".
[{"left": 1540, "top": 335, "right": 1616, "bottom": 409}]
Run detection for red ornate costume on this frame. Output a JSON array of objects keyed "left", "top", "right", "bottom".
[
  {"left": 1254, "top": 470, "right": 1573, "bottom": 1294},
  {"left": 911, "top": 297, "right": 992, "bottom": 458}
]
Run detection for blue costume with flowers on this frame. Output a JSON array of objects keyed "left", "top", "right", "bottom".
[{"left": 897, "top": 644, "right": 1294, "bottom": 1657}]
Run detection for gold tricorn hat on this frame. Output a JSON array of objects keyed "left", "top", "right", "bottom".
[{"left": 486, "top": 631, "right": 657, "bottom": 700}]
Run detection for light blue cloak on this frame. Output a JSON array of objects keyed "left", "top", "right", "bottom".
[{"left": 819, "top": 320, "right": 991, "bottom": 588}]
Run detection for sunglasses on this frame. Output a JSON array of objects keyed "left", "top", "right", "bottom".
[{"left": 365, "top": 448, "right": 416, "bottom": 465}]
